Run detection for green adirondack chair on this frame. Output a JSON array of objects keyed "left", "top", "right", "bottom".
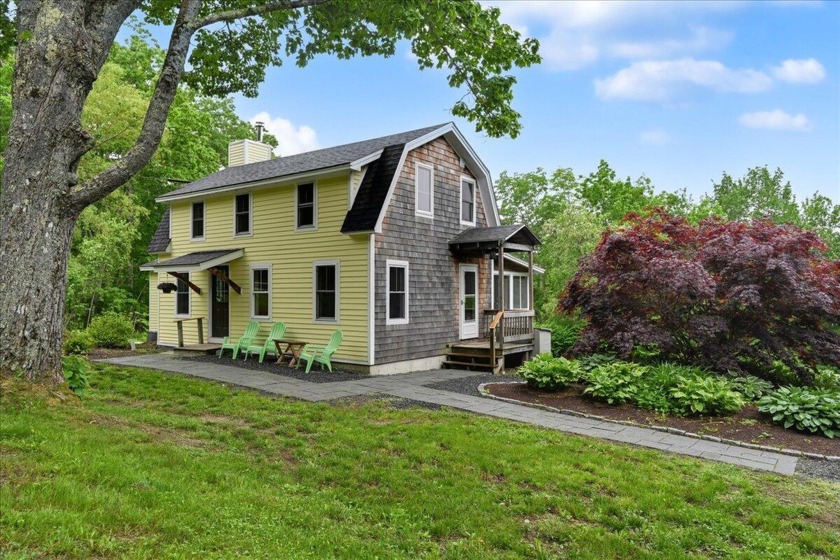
[
  {"left": 218, "top": 321, "right": 261, "bottom": 359},
  {"left": 244, "top": 321, "right": 287, "bottom": 363},
  {"left": 298, "top": 330, "right": 343, "bottom": 373}
]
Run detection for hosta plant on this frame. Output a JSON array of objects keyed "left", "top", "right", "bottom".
[
  {"left": 583, "top": 362, "right": 648, "bottom": 404},
  {"left": 669, "top": 375, "right": 745, "bottom": 416},
  {"left": 758, "top": 387, "right": 840, "bottom": 438},
  {"left": 518, "top": 354, "right": 582, "bottom": 391},
  {"left": 729, "top": 375, "right": 775, "bottom": 402}
]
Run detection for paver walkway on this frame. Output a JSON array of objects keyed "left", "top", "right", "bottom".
[{"left": 105, "top": 353, "right": 798, "bottom": 475}]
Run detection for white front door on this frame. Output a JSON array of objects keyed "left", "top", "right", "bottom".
[{"left": 459, "top": 264, "right": 479, "bottom": 339}]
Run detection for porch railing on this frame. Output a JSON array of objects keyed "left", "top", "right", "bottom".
[{"left": 481, "top": 309, "right": 535, "bottom": 344}]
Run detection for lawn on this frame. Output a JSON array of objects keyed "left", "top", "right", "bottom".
[{"left": 1, "top": 365, "right": 838, "bottom": 559}]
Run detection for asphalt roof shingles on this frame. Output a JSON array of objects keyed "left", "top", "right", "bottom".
[
  {"left": 146, "top": 209, "right": 171, "bottom": 253},
  {"left": 161, "top": 124, "right": 445, "bottom": 199}
]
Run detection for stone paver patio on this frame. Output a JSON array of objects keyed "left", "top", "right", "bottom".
[{"left": 104, "top": 353, "right": 799, "bottom": 475}]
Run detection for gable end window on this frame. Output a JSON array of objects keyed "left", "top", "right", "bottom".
[
  {"left": 415, "top": 163, "right": 434, "bottom": 217},
  {"left": 234, "top": 193, "right": 251, "bottom": 235},
  {"left": 313, "top": 261, "right": 339, "bottom": 322},
  {"left": 386, "top": 260, "right": 409, "bottom": 325},
  {"left": 175, "top": 273, "right": 190, "bottom": 317},
  {"left": 461, "top": 178, "right": 476, "bottom": 225},
  {"left": 251, "top": 265, "right": 271, "bottom": 320},
  {"left": 297, "top": 183, "right": 316, "bottom": 229},
  {"left": 191, "top": 202, "right": 204, "bottom": 239}
]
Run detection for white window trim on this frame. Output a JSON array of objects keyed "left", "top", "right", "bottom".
[
  {"left": 249, "top": 263, "right": 272, "bottom": 321},
  {"left": 233, "top": 192, "right": 253, "bottom": 237},
  {"left": 414, "top": 162, "right": 434, "bottom": 218},
  {"left": 492, "top": 271, "right": 529, "bottom": 310},
  {"left": 295, "top": 181, "right": 318, "bottom": 231},
  {"left": 385, "top": 259, "right": 410, "bottom": 326},
  {"left": 460, "top": 176, "right": 476, "bottom": 226},
  {"left": 173, "top": 272, "right": 191, "bottom": 318},
  {"left": 191, "top": 201, "right": 206, "bottom": 241},
  {"left": 312, "top": 259, "right": 340, "bottom": 323}
]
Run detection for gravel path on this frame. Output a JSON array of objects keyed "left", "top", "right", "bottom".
[
  {"left": 179, "top": 354, "right": 370, "bottom": 384},
  {"left": 425, "top": 373, "right": 521, "bottom": 397},
  {"left": 795, "top": 458, "right": 840, "bottom": 482}
]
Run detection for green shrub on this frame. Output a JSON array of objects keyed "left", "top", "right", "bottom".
[
  {"left": 576, "top": 353, "right": 617, "bottom": 374},
  {"left": 518, "top": 354, "right": 582, "bottom": 391},
  {"left": 729, "top": 375, "right": 774, "bottom": 402},
  {"left": 814, "top": 366, "right": 840, "bottom": 391},
  {"left": 633, "top": 363, "right": 693, "bottom": 415},
  {"left": 61, "top": 355, "right": 90, "bottom": 394},
  {"left": 537, "top": 315, "right": 584, "bottom": 357},
  {"left": 669, "top": 375, "right": 745, "bottom": 416},
  {"left": 758, "top": 387, "right": 840, "bottom": 438},
  {"left": 63, "top": 330, "right": 95, "bottom": 355},
  {"left": 87, "top": 313, "right": 135, "bottom": 349},
  {"left": 584, "top": 362, "right": 648, "bottom": 404}
]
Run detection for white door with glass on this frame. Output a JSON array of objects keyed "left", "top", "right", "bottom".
[{"left": 459, "top": 264, "right": 479, "bottom": 339}]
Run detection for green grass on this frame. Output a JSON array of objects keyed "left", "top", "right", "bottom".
[{"left": 1, "top": 365, "right": 838, "bottom": 559}]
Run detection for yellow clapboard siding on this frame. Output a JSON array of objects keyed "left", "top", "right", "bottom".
[{"left": 154, "top": 174, "right": 370, "bottom": 361}]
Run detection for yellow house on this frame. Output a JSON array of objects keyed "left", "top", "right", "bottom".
[{"left": 142, "top": 123, "right": 541, "bottom": 374}]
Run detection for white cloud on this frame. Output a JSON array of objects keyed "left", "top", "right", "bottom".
[
  {"left": 772, "top": 58, "right": 826, "bottom": 84},
  {"left": 639, "top": 129, "right": 672, "bottom": 145},
  {"left": 595, "top": 58, "right": 773, "bottom": 102},
  {"left": 738, "top": 109, "right": 811, "bottom": 131},
  {"left": 487, "top": 1, "right": 740, "bottom": 71},
  {"left": 251, "top": 112, "right": 320, "bottom": 156}
]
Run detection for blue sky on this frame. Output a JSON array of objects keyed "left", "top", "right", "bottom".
[{"left": 161, "top": 1, "right": 840, "bottom": 203}]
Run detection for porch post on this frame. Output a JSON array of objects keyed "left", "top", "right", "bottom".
[
  {"left": 498, "top": 242, "right": 505, "bottom": 356},
  {"left": 528, "top": 250, "right": 534, "bottom": 312}
]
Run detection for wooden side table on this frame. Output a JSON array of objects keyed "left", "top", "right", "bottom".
[{"left": 274, "top": 339, "right": 308, "bottom": 367}]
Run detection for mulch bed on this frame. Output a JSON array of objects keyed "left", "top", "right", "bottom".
[{"left": 485, "top": 382, "right": 840, "bottom": 457}]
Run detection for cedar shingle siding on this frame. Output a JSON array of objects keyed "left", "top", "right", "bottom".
[{"left": 375, "top": 137, "right": 491, "bottom": 363}]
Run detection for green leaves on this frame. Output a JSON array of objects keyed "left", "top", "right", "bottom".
[
  {"left": 667, "top": 375, "right": 745, "bottom": 417},
  {"left": 758, "top": 386, "right": 840, "bottom": 438},
  {"left": 178, "top": 0, "right": 540, "bottom": 138},
  {"left": 583, "top": 362, "right": 648, "bottom": 405},
  {"left": 517, "top": 354, "right": 582, "bottom": 391}
]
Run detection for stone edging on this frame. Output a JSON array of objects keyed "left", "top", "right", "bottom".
[{"left": 477, "top": 382, "right": 840, "bottom": 462}]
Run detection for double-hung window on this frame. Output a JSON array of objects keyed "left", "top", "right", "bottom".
[
  {"left": 386, "top": 260, "right": 409, "bottom": 325},
  {"left": 415, "top": 163, "right": 434, "bottom": 217},
  {"left": 314, "top": 261, "right": 339, "bottom": 322},
  {"left": 297, "top": 183, "right": 316, "bottom": 229},
  {"left": 251, "top": 265, "right": 271, "bottom": 320},
  {"left": 234, "top": 193, "right": 251, "bottom": 235},
  {"left": 191, "top": 202, "right": 204, "bottom": 239},
  {"left": 460, "top": 178, "right": 476, "bottom": 225},
  {"left": 175, "top": 273, "right": 190, "bottom": 316}
]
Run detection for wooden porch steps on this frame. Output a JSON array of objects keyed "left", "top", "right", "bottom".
[
  {"left": 441, "top": 338, "right": 535, "bottom": 374},
  {"left": 172, "top": 343, "right": 222, "bottom": 356}
]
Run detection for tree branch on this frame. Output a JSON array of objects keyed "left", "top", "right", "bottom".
[
  {"left": 68, "top": 0, "right": 203, "bottom": 211},
  {"left": 189, "top": 0, "right": 330, "bottom": 30}
]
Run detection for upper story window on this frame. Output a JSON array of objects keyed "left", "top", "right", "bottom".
[
  {"left": 415, "top": 163, "right": 434, "bottom": 218},
  {"left": 191, "top": 202, "right": 204, "bottom": 239},
  {"left": 314, "top": 261, "right": 339, "bottom": 322},
  {"left": 175, "top": 274, "right": 190, "bottom": 316},
  {"left": 461, "top": 178, "right": 476, "bottom": 225},
  {"left": 297, "top": 183, "right": 316, "bottom": 229},
  {"left": 234, "top": 193, "right": 251, "bottom": 236},
  {"left": 386, "top": 260, "right": 409, "bottom": 325}
]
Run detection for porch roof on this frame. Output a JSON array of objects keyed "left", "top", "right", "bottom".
[
  {"left": 140, "top": 249, "right": 244, "bottom": 273},
  {"left": 449, "top": 224, "right": 540, "bottom": 254}
]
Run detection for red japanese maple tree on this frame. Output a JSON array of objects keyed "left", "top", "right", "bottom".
[{"left": 561, "top": 209, "right": 840, "bottom": 384}]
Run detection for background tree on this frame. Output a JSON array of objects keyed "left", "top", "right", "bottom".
[{"left": 0, "top": 1, "right": 540, "bottom": 382}]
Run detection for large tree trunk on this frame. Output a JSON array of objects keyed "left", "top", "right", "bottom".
[{"left": 0, "top": 2, "right": 103, "bottom": 381}]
